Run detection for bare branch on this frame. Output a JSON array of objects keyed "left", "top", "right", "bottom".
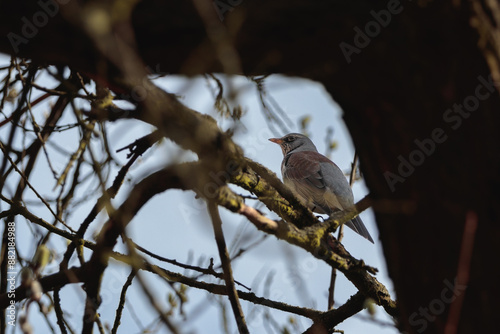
[
  {"left": 111, "top": 270, "right": 135, "bottom": 334},
  {"left": 329, "top": 152, "right": 359, "bottom": 310},
  {"left": 208, "top": 201, "right": 249, "bottom": 334}
]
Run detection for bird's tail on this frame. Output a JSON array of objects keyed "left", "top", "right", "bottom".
[{"left": 345, "top": 216, "right": 374, "bottom": 243}]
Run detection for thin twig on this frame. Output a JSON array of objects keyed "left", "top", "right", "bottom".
[
  {"left": 132, "top": 240, "right": 251, "bottom": 290},
  {"left": 31, "top": 81, "right": 90, "bottom": 99},
  {"left": 54, "top": 118, "right": 95, "bottom": 189},
  {"left": 53, "top": 288, "right": 69, "bottom": 334},
  {"left": 328, "top": 152, "right": 358, "bottom": 310},
  {"left": 111, "top": 270, "right": 136, "bottom": 334},
  {"left": 14, "top": 59, "right": 60, "bottom": 182},
  {"left": 0, "top": 141, "right": 75, "bottom": 233},
  {"left": 122, "top": 234, "right": 180, "bottom": 333},
  {"left": 208, "top": 201, "right": 250, "bottom": 334},
  {"left": 59, "top": 130, "right": 159, "bottom": 270}
]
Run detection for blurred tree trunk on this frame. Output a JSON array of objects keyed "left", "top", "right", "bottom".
[{"left": 1, "top": 1, "right": 499, "bottom": 333}]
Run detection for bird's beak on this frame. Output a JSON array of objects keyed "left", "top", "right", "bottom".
[{"left": 269, "top": 138, "right": 283, "bottom": 144}]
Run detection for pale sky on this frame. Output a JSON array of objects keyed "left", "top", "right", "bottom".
[{"left": 0, "top": 54, "right": 398, "bottom": 334}]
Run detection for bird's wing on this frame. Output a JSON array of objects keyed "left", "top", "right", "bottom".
[
  {"left": 283, "top": 152, "right": 341, "bottom": 212},
  {"left": 283, "top": 151, "right": 327, "bottom": 188},
  {"left": 284, "top": 151, "right": 354, "bottom": 211}
]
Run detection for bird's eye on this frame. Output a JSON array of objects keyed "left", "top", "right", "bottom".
[{"left": 285, "top": 136, "right": 294, "bottom": 142}]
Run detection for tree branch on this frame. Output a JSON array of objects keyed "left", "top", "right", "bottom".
[{"left": 208, "top": 201, "right": 249, "bottom": 334}]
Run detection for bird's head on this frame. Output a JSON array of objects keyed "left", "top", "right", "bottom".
[{"left": 269, "top": 133, "right": 317, "bottom": 155}]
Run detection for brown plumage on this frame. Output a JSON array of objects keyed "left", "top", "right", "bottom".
[{"left": 270, "top": 133, "right": 374, "bottom": 243}]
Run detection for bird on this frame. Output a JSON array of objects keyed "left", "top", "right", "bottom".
[{"left": 269, "top": 133, "right": 374, "bottom": 243}]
